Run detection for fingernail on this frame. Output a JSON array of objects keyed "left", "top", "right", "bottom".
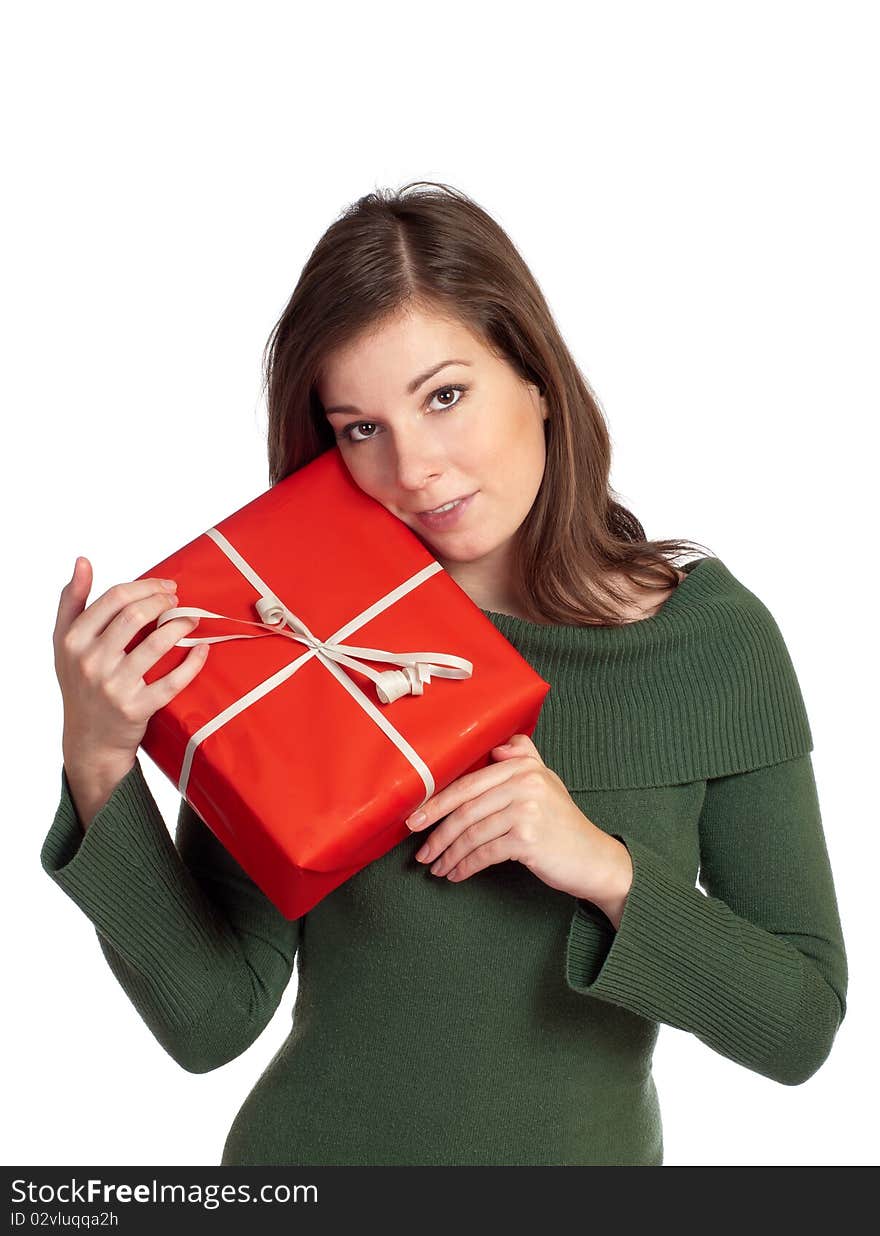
[
  {"left": 160, "top": 578, "right": 177, "bottom": 590},
  {"left": 408, "top": 811, "right": 426, "bottom": 828}
]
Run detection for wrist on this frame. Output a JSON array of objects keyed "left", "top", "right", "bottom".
[
  {"left": 588, "top": 836, "right": 634, "bottom": 931},
  {"left": 62, "top": 744, "right": 136, "bottom": 831},
  {"left": 62, "top": 735, "right": 134, "bottom": 779}
]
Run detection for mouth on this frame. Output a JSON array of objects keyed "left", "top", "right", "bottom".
[
  {"left": 416, "top": 492, "right": 474, "bottom": 515},
  {"left": 414, "top": 491, "right": 478, "bottom": 530}
]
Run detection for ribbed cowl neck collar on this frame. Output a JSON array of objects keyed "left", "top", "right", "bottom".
[{"left": 480, "top": 557, "right": 813, "bottom": 789}]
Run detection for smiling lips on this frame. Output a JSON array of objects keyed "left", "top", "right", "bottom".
[
  {"left": 414, "top": 492, "right": 478, "bottom": 530},
  {"left": 419, "top": 493, "right": 471, "bottom": 514}
]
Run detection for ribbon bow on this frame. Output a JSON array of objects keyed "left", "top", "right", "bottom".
[
  {"left": 157, "top": 590, "right": 472, "bottom": 705},
  {"left": 153, "top": 526, "right": 474, "bottom": 802}
]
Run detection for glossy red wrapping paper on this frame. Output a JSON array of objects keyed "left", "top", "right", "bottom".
[{"left": 128, "top": 446, "right": 551, "bottom": 919}]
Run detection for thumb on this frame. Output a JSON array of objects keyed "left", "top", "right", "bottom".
[
  {"left": 69, "top": 556, "right": 92, "bottom": 590},
  {"left": 57, "top": 556, "right": 92, "bottom": 627},
  {"left": 492, "top": 733, "right": 542, "bottom": 760}
]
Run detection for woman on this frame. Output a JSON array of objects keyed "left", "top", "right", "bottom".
[{"left": 44, "top": 181, "right": 848, "bottom": 1166}]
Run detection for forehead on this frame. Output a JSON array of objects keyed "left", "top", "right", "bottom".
[{"left": 317, "top": 311, "right": 486, "bottom": 396}]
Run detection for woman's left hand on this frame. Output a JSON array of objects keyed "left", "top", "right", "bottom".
[{"left": 406, "top": 732, "right": 633, "bottom": 915}]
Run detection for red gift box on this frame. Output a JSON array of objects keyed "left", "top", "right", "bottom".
[{"left": 129, "top": 446, "right": 551, "bottom": 919}]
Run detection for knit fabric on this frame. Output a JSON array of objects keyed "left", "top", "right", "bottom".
[{"left": 40, "top": 555, "right": 848, "bottom": 1165}]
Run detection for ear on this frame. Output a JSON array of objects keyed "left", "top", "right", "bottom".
[{"left": 527, "top": 379, "right": 548, "bottom": 422}]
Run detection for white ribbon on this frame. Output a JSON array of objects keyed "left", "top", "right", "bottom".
[{"left": 155, "top": 527, "right": 473, "bottom": 805}]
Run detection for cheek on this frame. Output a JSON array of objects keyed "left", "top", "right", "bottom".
[
  {"left": 505, "top": 427, "right": 547, "bottom": 507},
  {"left": 494, "top": 415, "right": 543, "bottom": 472},
  {"left": 340, "top": 452, "right": 380, "bottom": 491},
  {"left": 335, "top": 461, "right": 382, "bottom": 511}
]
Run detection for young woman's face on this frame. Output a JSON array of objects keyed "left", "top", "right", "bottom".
[{"left": 316, "top": 307, "right": 548, "bottom": 609}]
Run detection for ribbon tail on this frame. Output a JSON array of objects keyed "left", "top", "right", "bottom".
[
  {"left": 321, "top": 645, "right": 473, "bottom": 704},
  {"left": 155, "top": 606, "right": 306, "bottom": 648},
  {"left": 329, "top": 642, "right": 473, "bottom": 676}
]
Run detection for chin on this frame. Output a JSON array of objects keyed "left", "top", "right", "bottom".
[{"left": 432, "top": 538, "right": 489, "bottom": 561}]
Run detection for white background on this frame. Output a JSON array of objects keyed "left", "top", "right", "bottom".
[{"left": 3, "top": 0, "right": 876, "bottom": 1168}]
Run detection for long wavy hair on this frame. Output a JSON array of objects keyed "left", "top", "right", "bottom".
[{"left": 261, "top": 181, "right": 711, "bottom": 626}]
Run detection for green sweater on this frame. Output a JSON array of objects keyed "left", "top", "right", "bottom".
[{"left": 40, "top": 556, "right": 848, "bottom": 1166}]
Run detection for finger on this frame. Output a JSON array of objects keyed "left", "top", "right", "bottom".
[
  {"left": 491, "top": 742, "right": 520, "bottom": 758},
  {"left": 117, "top": 612, "right": 203, "bottom": 686},
  {"left": 141, "top": 639, "right": 211, "bottom": 712},
  {"left": 493, "top": 733, "right": 542, "bottom": 761},
  {"left": 406, "top": 757, "right": 525, "bottom": 831},
  {"left": 414, "top": 783, "right": 514, "bottom": 866},
  {"left": 54, "top": 557, "right": 93, "bottom": 644},
  {"left": 68, "top": 577, "right": 178, "bottom": 647},
  {"left": 94, "top": 590, "right": 182, "bottom": 665},
  {"left": 442, "top": 831, "right": 517, "bottom": 882}
]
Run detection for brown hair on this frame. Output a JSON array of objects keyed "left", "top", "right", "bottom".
[{"left": 261, "top": 180, "right": 712, "bottom": 626}]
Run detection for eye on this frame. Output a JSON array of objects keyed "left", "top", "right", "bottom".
[
  {"left": 338, "top": 383, "right": 469, "bottom": 445},
  {"left": 427, "top": 383, "right": 466, "bottom": 413}
]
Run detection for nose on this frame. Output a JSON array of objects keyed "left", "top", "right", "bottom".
[{"left": 391, "top": 433, "right": 444, "bottom": 496}]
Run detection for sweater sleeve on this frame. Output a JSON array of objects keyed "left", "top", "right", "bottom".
[
  {"left": 39, "top": 757, "right": 301, "bottom": 1074},
  {"left": 564, "top": 752, "right": 848, "bottom": 1086}
]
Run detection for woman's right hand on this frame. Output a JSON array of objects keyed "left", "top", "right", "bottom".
[{"left": 54, "top": 557, "right": 209, "bottom": 775}]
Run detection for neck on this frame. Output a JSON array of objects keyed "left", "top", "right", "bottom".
[{"left": 435, "top": 544, "right": 523, "bottom": 616}]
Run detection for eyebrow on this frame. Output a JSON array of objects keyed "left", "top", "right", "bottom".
[{"left": 323, "top": 359, "right": 472, "bottom": 416}]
